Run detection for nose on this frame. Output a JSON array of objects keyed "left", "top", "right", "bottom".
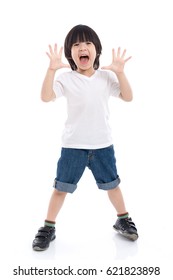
[{"left": 79, "top": 42, "right": 87, "bottom": 51}]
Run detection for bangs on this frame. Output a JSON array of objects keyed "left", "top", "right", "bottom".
[{"left": 69, "top": 25, "right": 97, "bottom": 45}]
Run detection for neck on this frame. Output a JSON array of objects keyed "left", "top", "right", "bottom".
[{"left": 76, "top": 68, "right": 95, "bottom": 77}]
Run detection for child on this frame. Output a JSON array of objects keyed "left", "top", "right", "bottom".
[{"left": 32, "top": 24, "right": 138, "bottom": 251}]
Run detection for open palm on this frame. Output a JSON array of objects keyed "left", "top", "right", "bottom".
[
  {"left": 46, "top": 44, "right": 70, "bottom": 70},
  {"left": 102, "top": 47, "right": 131, "bottom": 74}
]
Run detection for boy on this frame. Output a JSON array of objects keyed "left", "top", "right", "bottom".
[{"left": 32, "top": 24, "right": 138, "bottom": 251}]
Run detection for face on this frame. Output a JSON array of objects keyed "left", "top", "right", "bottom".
[{"left": 71, "top": 41, "right": 97, "bottom": 76}]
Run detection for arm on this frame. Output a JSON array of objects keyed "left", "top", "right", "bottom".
[
  {"left": 41, "top": 44, "right": 69, "bottom": 102},
  {"left": 102, "top": 48, "right": 133, "bottom": 102},
  {"left": 41, "top": 68, "right": 56, "bottom": 102},
  {"left": 116, "top": 71, "right": 133, "bottom": 102}
]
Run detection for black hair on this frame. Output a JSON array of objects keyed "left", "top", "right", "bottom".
[{"left": 64, "top": 24, "right": 102, "bottom": 70}]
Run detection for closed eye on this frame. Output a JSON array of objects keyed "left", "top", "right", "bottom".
[
  {"left": 73, "top": 43, "right": 79, "bottom": 47},
  {"left": 73, "top": 42, "right": 92, "bottom": 47}
]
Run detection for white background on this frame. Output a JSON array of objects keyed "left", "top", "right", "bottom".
[{"left": 0, "top": 0, "right": 173, "bottom": 278}]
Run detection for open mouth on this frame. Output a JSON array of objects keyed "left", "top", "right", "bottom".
[{"left": 79, "top": 55, "right": 89, "bottom": 64}]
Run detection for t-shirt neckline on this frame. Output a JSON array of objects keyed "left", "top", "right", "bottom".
[{"left": 72, "top": 70, "right": 98, "bottom": 80}]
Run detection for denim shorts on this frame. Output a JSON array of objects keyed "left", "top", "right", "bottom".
[{"left": 53, "top": 145, "right": 120, "bottom": 193}]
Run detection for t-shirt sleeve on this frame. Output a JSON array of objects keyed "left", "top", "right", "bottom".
[{"left": 108, "top": 71, "right": 121, "bottom": 97}]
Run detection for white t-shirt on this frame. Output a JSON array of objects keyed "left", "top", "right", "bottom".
[{"left": 53, "top": 69, "right": 120, "bottom": 149}]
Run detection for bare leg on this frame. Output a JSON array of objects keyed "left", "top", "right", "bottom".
[
  {"left": 46, "top": 189, "right": 67, "bottom": 222},
  {"left": 107, "top": 186, "right": 127, "bottom": 214}
]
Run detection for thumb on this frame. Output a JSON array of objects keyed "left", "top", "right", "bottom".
[
  {"left": 101, "top": 65, "right": 110, "bottom": 70},
  {"left": 61, "top": 63, "right": 70, "bottom": 68}
]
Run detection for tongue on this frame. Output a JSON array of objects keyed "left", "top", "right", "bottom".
[{"left": 80, "top": 57, "right": 89, "bottom": 64}]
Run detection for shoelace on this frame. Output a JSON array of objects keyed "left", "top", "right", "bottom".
[{"left": 120, "top": 218, "right": 137, "bottom": 231}]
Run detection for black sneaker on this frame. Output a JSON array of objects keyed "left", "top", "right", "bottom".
[
  {"left": 113, "top": 217, "right": 138, "bottom": 241},
  {"left": 32, "top": 226, "right": 56, "bottom": 251}
]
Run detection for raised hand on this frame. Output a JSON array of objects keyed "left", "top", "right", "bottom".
[
  {"left": 46, "top": 44, "right": 70, "bottom": 71},
  {"left": 102, "top": 47, "right": 131, "bottom": 74}
]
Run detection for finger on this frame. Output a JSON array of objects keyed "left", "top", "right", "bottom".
[
  {"left": 48, "top": 44, "right": 53, "bottom": 55},
  {"left": 117, "top": 47, "right": 121, "bottom": 57},
  {"left": 121, "top": 49, "right": 126, "bottom": 58},
  {"left": 112, "top": 48, "right": 116, "bottom": 60},
  {"left": 59, "top": 46, "right": 63, "bottom": 57},
  {"left": 46, "top": 52, "right": 51, "bottom": 59},
  {"left": 54, "top": 43, "right": 57, "bottom": 54},
  {"left": 101, "top": 66, "right": 110, "bottom": 70},
  {"left": 124, "top": 56, "right": 132, "bottom": 63},
  {"left": 62, "top": 63, "right": 70, "bottom": 68}
]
